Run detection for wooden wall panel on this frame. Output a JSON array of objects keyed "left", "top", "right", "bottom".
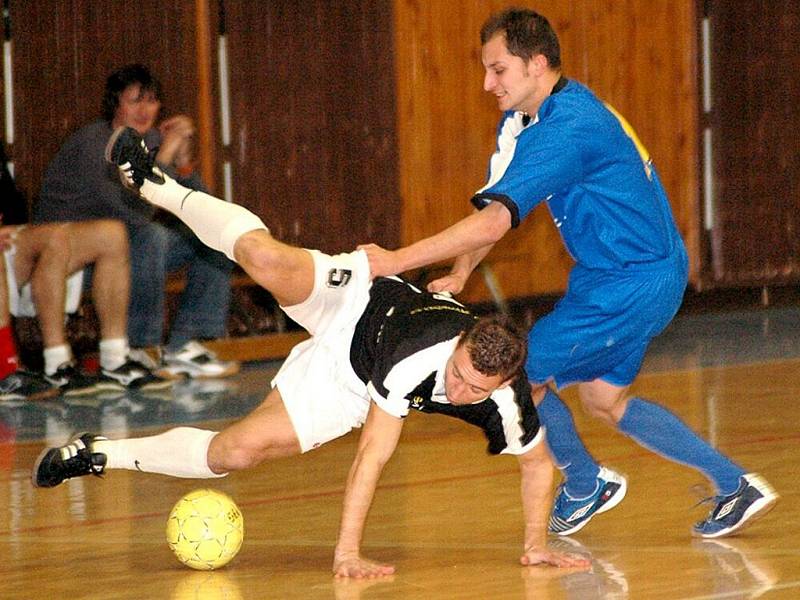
[
  {"left": 705, "top": 1, "right": 800, "bottom": 286},
  {"left": 393, "top": 0, "right": 698, "bottom": 303},
  {"left": 8, "top": 0, "right": 208, "bottom": 204},
  {"left": 223, "top": 0, "right": 400, "bottom": 254}
]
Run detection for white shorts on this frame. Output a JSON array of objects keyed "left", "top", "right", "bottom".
[
  {"left": 4, "top": 246, "right": 84, "bottom": 318},
  {"left": 273, "top": 249, "right": 373, "bottom": 452}
]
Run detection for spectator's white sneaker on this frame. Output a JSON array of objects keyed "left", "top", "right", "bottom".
[{"left": 162, "top": 341, "right": 239, "bottom": 379}]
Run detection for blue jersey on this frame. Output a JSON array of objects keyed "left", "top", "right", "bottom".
[{"left": 472, "top": 79, "right": 684, "bottom": 271}]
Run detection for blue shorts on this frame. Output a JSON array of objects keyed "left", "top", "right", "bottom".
[{"left": 525, "top": 249, "right": 688, "bottom": 389}]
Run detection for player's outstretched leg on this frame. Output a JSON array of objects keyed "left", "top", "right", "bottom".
[
  {"left": 32, "top": 427, "right": 226, "bottom": 488},
  {"left": 105, "top": 126, "right": 315, "bottom": 307}
]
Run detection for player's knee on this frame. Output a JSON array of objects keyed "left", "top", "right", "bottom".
[
  {"left": 28, "top": 225, "right": 70, "bottom": 269},
  {"left": 211, "top": 435, "right": 266, "bottom": 471},
  {"left": 233, "top": 231, "right": 280, "bottom": 272},
  {"left": 580, "top": 396, "right": 626, "bottom": 426},
  {"left": 43, "top": 223, "right": 71, "bottom": 251},
  {"left": 83, "top": 220, "right": 130, "bottom": 257}
]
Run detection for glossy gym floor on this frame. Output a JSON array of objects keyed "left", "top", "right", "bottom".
[{"left": 1, "top": 302, "right": 799, "bottom": 599}]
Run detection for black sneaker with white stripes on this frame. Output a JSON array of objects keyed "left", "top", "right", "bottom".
[
  {"left": 104, "top": 126, "right": 165, "bottom": 191},
  {"left": 32, "top": 432, "right": 108, "bottom": 488},
  {"left": 97, "top": 358, "right": 173, "bottom": 392},
  {"left": 44, "top": 362, "right": 99, "bottom": 397}
]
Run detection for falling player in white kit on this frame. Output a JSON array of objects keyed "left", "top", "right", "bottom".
[{"left": 32, "top": 127, "right": 590, "bottom": 577}]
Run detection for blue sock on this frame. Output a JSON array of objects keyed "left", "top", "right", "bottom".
[
  {"left": 618, "top": 397, "right": 745, "bottom": 494},
  {"left": 538, "top": 388, "right": 600, "bottom": 497}
]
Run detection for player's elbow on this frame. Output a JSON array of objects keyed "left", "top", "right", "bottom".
[
  {"left": 355, "top": 439, "right": 396, "bottom": 471},
  {"left": 481, "top": 202, "right": 513, "bottom": 244}
]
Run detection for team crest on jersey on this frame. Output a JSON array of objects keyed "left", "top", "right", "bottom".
[
  {"left": 410, "top": 395, "right": 424, "bottom": 409},
  {"left": 326, "top": 268, "right": 352, "bottom": 288}
]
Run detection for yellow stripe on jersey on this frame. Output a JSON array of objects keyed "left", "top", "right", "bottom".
[{"left": 604, "top": 103, "right": 653, "bottom": 179}]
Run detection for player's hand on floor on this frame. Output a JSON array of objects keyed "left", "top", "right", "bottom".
[
  {"left": 356, "top": 243, "right": 399, "bottom": 279},
  {"left": 333, "top": 552, "right": 396, "bottom": 578},
  {"left": 520, "top": 547, "right": 592, "bottom": 568},
  {"left": 427, "top": 273, "right": 467, "bottom": 295}
]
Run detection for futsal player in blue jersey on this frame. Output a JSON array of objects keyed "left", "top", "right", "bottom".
[{"left": 361, "top": 7, "right": 777, "bottom": 538}]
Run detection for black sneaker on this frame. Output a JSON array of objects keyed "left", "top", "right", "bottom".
[
  {"left": 104, "top": 126, "right": 165, "bottom": 191},
  {"left": 32, "top": 432, "right": 108, "bottom": 488},
  {"left": 0, "top": 370, "right": 59, "bottom": 402},
  {"left": 97, "top": 358, "right": 174, "bottom": 392},
  {"left": 44, "top": 363, "right": 99, "bottom": 397}
]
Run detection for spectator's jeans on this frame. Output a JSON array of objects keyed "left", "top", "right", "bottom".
[{"left": 127, "top": 218, "right": 233, "bottom": 350}]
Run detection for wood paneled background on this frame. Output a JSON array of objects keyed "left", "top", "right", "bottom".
[
  {"left": 3, "top": 0, "right": 797, "bottom": 310},
  {"left": 705, "top": 0, "right": 800, "bottom": 286},
  {"left": 223, "top": 0, "right": 400, "bottom": 253}
]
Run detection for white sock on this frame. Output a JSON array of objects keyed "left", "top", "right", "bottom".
[
  {"left": 99, "top": 337, "right": 129, "bottom": 371},
  {"left": 94, "top": 427, "right": 225, "bottom": 478},
  {"left": 141, "top": 175, "right": 268, "bottom": 261},
  {"left": 43, "top": 344, "right": 72, "bottom": 375}
]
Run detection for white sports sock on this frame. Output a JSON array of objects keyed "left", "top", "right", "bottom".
[
  {"left": 43, "top": 344, "right": 72, "bottom": 375},
  {"left": 99, "top": 337, "right": 128, "bottom": 371},
  {"left": 141, "top": 175, "right": 268, "bottom": 261},
  {"left": 94, "top": 427, "right": 226, "bottom": 478}
]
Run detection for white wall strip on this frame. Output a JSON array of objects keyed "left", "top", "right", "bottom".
[
  {"left": 3, "top": 39, "right": 14, "bottom": 143},
  {"left": 703, "top": 127, "right": 714, "bottom": 231},
  {"left": 217, "top": 35, "right": 231, "bottom": 147},
  {"left": 701, "top": 18, "right": 712, "bottom": 114},
  {"left": 223, "top": 160, "right": 233, "bottom": 204}
]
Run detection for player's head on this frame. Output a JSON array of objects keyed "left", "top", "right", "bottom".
[
  {"left": 102, "top": 64, "right": 163, "bottom": 134},
  {"left": 479, "top": 9, "right": 561, "bottom": 114},
  {"left": 480, "top": 8, "right": 560, "bottom": 67},
  {"left": 445, "top": 314, "right": 527, "bottom": 405}
]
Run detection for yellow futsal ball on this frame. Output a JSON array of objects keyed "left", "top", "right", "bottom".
[{"left": 166, "top": 488, "right": 244, "bottom": 570}]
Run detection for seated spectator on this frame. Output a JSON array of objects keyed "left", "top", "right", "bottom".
[
  {"left": 0, "top": 221, "right": 170, "bottom": 396},
  {"left": 34, "top": 63, "right": 238, "bottom": 379},
  {"left": 0, "top": 243, "right": 57, "bottom": 402}
]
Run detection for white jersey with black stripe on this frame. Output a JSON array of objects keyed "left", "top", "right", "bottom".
[{"left": 350, "top": 277, "right": 541, "bottom": 455}]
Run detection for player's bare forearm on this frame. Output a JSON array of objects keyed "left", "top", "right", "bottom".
[
  {"left": 333, "top": 403, "right": 403, "bottom": 577},
  {"left": 517, "top": 443, "right": 591, "bottom": 568},
  {"left": 359, "top": 202, "right": 511, "bottom": 278}
]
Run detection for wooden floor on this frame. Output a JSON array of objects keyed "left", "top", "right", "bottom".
[{"left": 2, "top": 306, "right": 800, "bottom": 598}]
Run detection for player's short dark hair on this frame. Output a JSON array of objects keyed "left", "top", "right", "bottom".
[
  {"left": 101, "top": 64, "right": 162, "bottom": 122},
  {"left": 480, "top": 7, "right": 561, "bottom": 68},
  {"left": 458, "top": 313, "right": 527, "bottom": 381}
]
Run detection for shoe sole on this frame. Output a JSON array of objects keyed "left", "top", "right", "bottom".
[
  {"left": 138, "top": 379, "right": 176, "bottom": 392},
  {"left": 1, "top": 387, "right": 60, "bottom": 403},
  {"left": 61, "top": 385, "right": 100, "bottom": 398},
  {"left": 553, "top": 472, "right": 628, "bottom": 536},
  {"left": 159, "top": 362, "right": 241, "bottom": 379},
  {"left": 104, "top": 126, "right": 127, "bottom": 164},
  {"left": 31, "top": 445, "right": 54, "bottom": 488},
  {"left": 695, "top": 491, "right": 779, "bottom": 539},
  {"left": 104, "top": 126, "right": 164, "bottom": 186}
]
